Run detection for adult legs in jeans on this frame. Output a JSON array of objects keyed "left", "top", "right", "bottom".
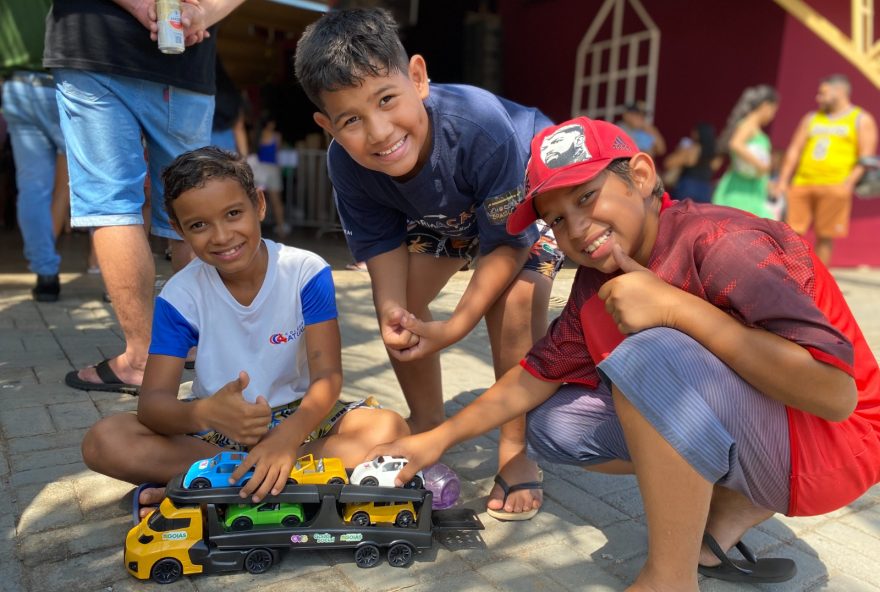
[
  {"left": 56, "top": 70, "right": 212, "bottom": 388},
  {"left": 4, "top": 76, "right": 64, "bottom": 297}
]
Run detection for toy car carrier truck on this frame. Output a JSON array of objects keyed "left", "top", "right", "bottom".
[{"left": 125, "top": 473, "right": 483, "bottom": 584}]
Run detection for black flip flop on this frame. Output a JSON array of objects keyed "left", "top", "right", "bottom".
[
  {"left": 64, "top": 359, "right": 140, "bottom": 395},
  {"left": 485, "top": 474, "right": 543, "bottom": 521},
  {"left": 698, "top": 533, "right": 796, "bottom": 583}
]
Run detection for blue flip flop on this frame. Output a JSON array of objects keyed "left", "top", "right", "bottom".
[{"left": 132, "top": 482, "right": 165, "bottom": 525}]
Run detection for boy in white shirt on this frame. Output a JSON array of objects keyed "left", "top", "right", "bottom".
[{"left": 82, "top": 147, "right": 408, "bottom": 513}]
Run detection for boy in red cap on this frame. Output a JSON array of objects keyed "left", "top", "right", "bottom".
[{"left": 371, "top": 116, "right": 880, "bottom": 589}]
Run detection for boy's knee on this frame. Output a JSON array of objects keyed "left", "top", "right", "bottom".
[
  {"left": 525, "top": 396, "right": 580, "bottom": 463},
  {"left": 362, "top": 409, "right": 409, "bottom": 446},
  {"left": 607, "top": 327, "right": 701, "bottom": 374},
  {"left": 81, "top": 414, "right": 130, "bottom": 471},
  {"left": 619, "top": 326, "right": 685, "bottom": 352},
  {"left": 81, "top": 417, "right": 111, "bottom": 470}
]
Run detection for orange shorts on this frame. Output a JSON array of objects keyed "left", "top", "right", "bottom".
[{"left": 785, "top": 184, "right": 852, "bottom": 238}]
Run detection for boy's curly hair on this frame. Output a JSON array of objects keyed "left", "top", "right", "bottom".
[
  {"left": 294, "top": 7, "right": 409, "bottom": 110},
  {"left": 162, "top": 146, "right": 258, "bottom": 224}
]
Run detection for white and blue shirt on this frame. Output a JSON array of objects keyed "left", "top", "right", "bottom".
[{"left": 149, "top": 240, "right": 337, "bottom": 408}]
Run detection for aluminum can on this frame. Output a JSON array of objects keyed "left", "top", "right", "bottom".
[{"left": 157, "top": 0, "right": 185, "bottom": 55}]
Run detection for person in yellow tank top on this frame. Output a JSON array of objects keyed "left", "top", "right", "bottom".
[{"left": 777, "top": 74, "right": 877, "bottom": 265}]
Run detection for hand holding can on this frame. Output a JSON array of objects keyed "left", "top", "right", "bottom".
[{"left": 157, "top": 0, "right": 185, "bottom": 54}]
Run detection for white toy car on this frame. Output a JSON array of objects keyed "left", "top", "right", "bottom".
[{"left": 350, "top": 455, "right": 425, "bottom": 489}]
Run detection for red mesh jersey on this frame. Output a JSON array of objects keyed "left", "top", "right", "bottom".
[{"left": 524, "top": 197, "right": 880, "bottom": 516}]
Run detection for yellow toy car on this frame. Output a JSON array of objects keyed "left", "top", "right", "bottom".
[
  {"left": 343, "top": 501, "right": 417, "bottom": 528},
  {"left": 288, "top": 454, "right": 348, "bottom": 485}
]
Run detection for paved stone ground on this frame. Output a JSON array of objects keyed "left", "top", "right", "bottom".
[{"left": 1, "top": 244, "right": 879, "bottom": 591}]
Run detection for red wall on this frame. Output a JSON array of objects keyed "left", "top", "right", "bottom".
[
  {"left": 498, "top": 0, "right": 786, "bottom": 144},
  {"left": 773, "top": 4, "right": 880, "bottom": 147},
  {"left": 773, "top": 2, "right": 880, "bottom": 267},
  {"left": 497, "top": 0, "right": 880, "bottom": 266}
]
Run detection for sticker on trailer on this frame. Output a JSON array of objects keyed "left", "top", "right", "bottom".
[
  {"left": 340, "top": 533, "right": 363, "bottom": 542},
  {"left": 290, "top": 534, "right": 309, "bottom": 543},
  {"left": 314, "top": 533, "right": 335, "bottom": 544}
]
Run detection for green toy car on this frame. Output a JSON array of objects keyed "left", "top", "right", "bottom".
[{"left": 224, "top": 502, "right": 305, "bottom": 531}]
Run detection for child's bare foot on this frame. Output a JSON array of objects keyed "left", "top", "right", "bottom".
[
  {"left": 486, "top": 447, "right": 543, "bottom": 519},
  {"left": 699, "top": 486, "right": 775, "bottom": 566},
  {"left": 138, "top": 485, "right": 167, "bottom": 520}
]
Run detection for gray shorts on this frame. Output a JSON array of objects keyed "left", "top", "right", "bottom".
[{"left": 526, "top": 327, "right": 791, "bottom": 513}]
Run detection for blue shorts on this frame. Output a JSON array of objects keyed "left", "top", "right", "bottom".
[
  {"left": 54, "top": 69, "right": 214, "bottom": 239},
  {"left": 526, "top": 327, "right": 791, "bottom": 514},
  {"left": 406, "top": 221, "right": 565, "bottom": 279}
]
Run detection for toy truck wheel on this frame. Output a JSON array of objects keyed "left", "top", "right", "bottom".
[
  {"left": 189, "top": 477, "right": 211, "bottom": 489},
  {"left": 150, "top": 558, "right": 183, "bottom": 584},
  {"left": 354, "top": 543, "right": 381, "bottom": 568},
  {"left": 231, "top": 516, "right": 253, "bottom": 531},
  {"left": 387, "top": 542, "right": 415, "bottom": 567},
  {"left": 281, "top": 515, "right": 300, "bottom": 527},
  {"left": 394, "top": 510, "right": 414, "bottom": 528},
  {"left": 287, "top": 477, "right": 297, "bottom": 485},
  {"left": 360, "top": 476, "right": 379, "bottom": 487},
  {"left": 244, "top": 548, "right": 274, "bottom": 574},
  {"left": 404, "top": 475, "right": 423, "bottom": 490},
  {"left": 352, "top": 511, "right": 371, "bottom": 526},
  {"left": 328, "top": 477, "right": 346, "bottom": 484}
]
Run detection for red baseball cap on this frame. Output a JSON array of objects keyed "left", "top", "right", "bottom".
[{"left": 507, "top": 116, "right": 638, "bottom": 235}]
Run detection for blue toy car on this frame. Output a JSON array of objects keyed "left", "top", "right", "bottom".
[{"left": 183, "top": 452, "right": 254, "bottom": 489}]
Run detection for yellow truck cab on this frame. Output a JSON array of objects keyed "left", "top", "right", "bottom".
[{"left": 124, "top": 498, "right": 204, "bottom": 583}]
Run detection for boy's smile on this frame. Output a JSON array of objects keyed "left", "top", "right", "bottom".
[
  {"left": 314, "top": 55, "right": 432, "bottom": 180},
  {"left": 535, "top": 163, "right": 659, "bottom": 274},
  {"left": 171, "top": 178, "right": 268, "bottom": 287}
]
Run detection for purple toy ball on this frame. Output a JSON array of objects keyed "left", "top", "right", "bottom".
[{"left": 423, "top": 463, "right": 460, "bottom": 509}]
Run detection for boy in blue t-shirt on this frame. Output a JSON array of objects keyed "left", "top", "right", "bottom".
[
  {"left": 81, "top": 147, "right": 409, "bottom": 513},
  {"left": 295, "top": 7, "right": 564, "bottom": 520}
]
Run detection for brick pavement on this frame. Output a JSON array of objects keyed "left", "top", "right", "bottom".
[{"left": 1, "top": 263, "right": 879, "bottom": 591}]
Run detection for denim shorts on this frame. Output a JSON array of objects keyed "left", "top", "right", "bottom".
[
  {"left": 406, "top": 221, "right": 565, "bottom": 279},
  {"left": 53, "top": 69, "right": 214, "bottom": 239}
]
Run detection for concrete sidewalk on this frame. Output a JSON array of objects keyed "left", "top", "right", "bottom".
[{"left": 1, "top": 262, "right": 879, "bottom": 591}]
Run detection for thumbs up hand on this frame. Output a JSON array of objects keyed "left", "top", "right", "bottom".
[
  {"left": 203, "top": 371, "right": 272, "bottom": 445},
  {"left": 597, "top": 244, "right": 684, "bottom": 334}
]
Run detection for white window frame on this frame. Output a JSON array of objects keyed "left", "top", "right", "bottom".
[{"left": 571, "top": 0, "right": 660, "bottom": 122}]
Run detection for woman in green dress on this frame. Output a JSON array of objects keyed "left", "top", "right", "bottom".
[{"left": 713, "top": 85, "right": 779, "bottom": 218}]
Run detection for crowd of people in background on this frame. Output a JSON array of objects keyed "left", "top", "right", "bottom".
[{"left": 660, "top": 75, "right": 876, "bottom": 266}]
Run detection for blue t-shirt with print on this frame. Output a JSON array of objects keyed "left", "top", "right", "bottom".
[{"left": 328, "top": 83, "right": 553, "bottom": 262}]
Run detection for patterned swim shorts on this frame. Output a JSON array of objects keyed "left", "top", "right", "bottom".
[
  {"left": 191, "top": 396, "right": 380, "bottom": 451},
  {"left": 406, "top": 220, "right": 565, "bottom": 279}
]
